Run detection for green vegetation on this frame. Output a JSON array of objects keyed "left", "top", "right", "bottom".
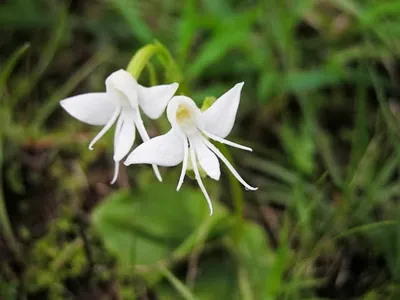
[{"left": 1, "top": 0, "right": 400, "bottom": 299}]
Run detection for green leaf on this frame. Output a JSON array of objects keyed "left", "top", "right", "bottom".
[
  {"left": 283, "top": 68, "right": 343, "bottom": 93},
  {"left": 111, "top": 0, "right": 153, "bottom": 44},
  {"left": 233, "top": 221, "right": 272, "bottom": 299},
  {"left": 92, "top": 183, "right": 210, "bottom": 266},
  {"left": 0, "top": 43, "right": 30, "bottom": 97}
]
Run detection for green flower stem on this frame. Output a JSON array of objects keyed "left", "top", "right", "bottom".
[{"left": 126, "top": 44, "right": 158, "bottom": 80}]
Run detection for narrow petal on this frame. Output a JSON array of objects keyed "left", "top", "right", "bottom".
[
  {"left": 201, "top": 130, "right": 252, "bottom": 152},
  {"left": 201, "top": 82, "right": 244, "bottom": 138},
  {"left": 124, "top": 129, "right": 184, "bottom": 167},
  {"left": 176, "top": 138, "right": 189, "bottom": 191},
  {"left": 88, "top": 105, "right": 121, "bottom": 150},
  {"left": 138, "top": 82, "right": 179, "bottom": 119},
  {"left": 189, "top": 144, "right": 213, "bottom": 215},
  {"left": 111, "top": 161, "right": 120, "bottom": 184},
  {"left": 133, "top": 110, "right": 163, "bottom": 181},
  {"left": 110, "top": 116, "right": 124, "bottom": 184},
  {"left": 60, "top": 93, "right": 116, "bottom": 125},
  {"left": 202, "top": 137, "right": 258, "bottom": 191},
  {"left": 189, "top": 133, "right": 220, "bottom": 181},
  {"left": 113, "top": 108, "right": 136, "bottom": 162}
]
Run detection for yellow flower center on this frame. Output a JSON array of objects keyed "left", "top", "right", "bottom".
[{"left": 176, "top": 104, "right": 191, "bottom": 124}]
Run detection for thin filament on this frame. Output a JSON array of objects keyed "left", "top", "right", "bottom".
[
  {"left": 89, "top": 106, "right": 121, "bottom": 150},
  {"left": 176, "top": 138, "right": 189, "bottom": 191},
  {"left": 190, "top": 143, "right": 213, "bottom": 215},
  {"left": 201, "top": 130, "right": 252, "bottom": 152},
  {"left": 203, "top": 137, "right": 258, "bottom": 191},
  {"left": 134, "top": 109, "right": 163, "bottom": 182}
]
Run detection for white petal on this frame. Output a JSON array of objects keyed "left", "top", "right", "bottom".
[
  {"left": 133, "top": 109, "right": 163, "bottom": 182},
  {"left": 138, "top": 82, "right": 179, "bottom": 119},
  {"left": 60, "top": 93, "right": 116, "bottom": 125},
  {"left": 201, "top": 82, "right": 244, "bottom": 138},
  {"left": 189, "top": 133, "right": 220, "bottom": 181},
  {"left": 124, "top": 129, "right": 184, "bottom": 167},
  {"left": 189, "top": 145, "right": 213, "bottom": 215},
  {"left": 106, "top": 69, "right": 139, "bottom": 108},
  {"left": 111, "top": 161, "right": 120, "bottom": 184},
  {"left": 202, "top": 137, "right": 258, "bottom": 191},
  {"left": 113, "top": 108, "right": 136, "bottom": 162},
  {"left": 177, "top": 139, "right": 189, "bottom": 191},
  {"left": 201, "top": 130, "right": 252, "bottom": 152},
  {"left": 88, "top": 106, "right": 121, "bottom": 150}
]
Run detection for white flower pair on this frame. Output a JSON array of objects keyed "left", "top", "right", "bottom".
[{"left": 60, "top": 69, "right": 256, "bottom": 214}]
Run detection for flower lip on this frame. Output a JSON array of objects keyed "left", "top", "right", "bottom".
[{"left": 167, "top": 96, "right": 203, "bottom": 135}]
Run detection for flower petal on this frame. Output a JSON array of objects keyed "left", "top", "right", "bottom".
[
  {"left": 60, "top": 93, "right": 116, "bottom": 125},
  {"left": 189, "top": 133, "right": 220, "bottom": 181},
  {"left": 124, "top": 129, "right": 184, "bottom": 167},
  {"left": 133, "top": 109, "right": 163, "bottom": 182},
  {"left": 201, "top": 129, "right": 252, "bottom": 151},
  {"left": 138, "top": 82, "right": 179, "bottom": 119},
  {"left": 201, "top": 82, "right": 244, "bottom": 138},
  {"left": 106, "top": 69, "right": 139, "bottom": 108},
  {"left": 190, "top": 145, "right": 213, "bottom": 215},
  {"left": 176, "top": 138, "right": 189, "bottom": 191},
  {"left": 202, "top": 136, "right": 258, "bottom": 191},
  {"left": 113, "top": 108, "right": 136, "bottom": 162}
]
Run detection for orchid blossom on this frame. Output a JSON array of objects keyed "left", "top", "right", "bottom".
[
  {"left": 60, "top": 69, "right": 178, "bottom": 184},
  {"left": 124, "top": 82, "right": 257, "bottom": 215}
]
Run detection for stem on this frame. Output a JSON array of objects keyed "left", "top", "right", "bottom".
[{"left": 0, "top": 134, "right": 22, "bottom": 261}]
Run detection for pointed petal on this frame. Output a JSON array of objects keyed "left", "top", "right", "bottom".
[
  {"left": 189, "top": 145, "right": 213, "bottom": 215},
  {"left": 201, "top": 82, "right": 244, "bottom": 138},
  {"left": 124, "top": 129, "right": 184, "bottom": 167},
  {"left": 177, "top": 139, "right": 189, "bottom": 191},
  {"left": 133, "top": 109, "right": 163, "bottom": 181},
  {"left": 60, "top": 93, "right": 116, "bottom": 125},
  {"left": 113, "top": 108, "right": 136, "bottom": 162},
  {"left": 202, "top": 137, "right": 258, "bottom": 191},
  {"left": 189, "top": 133, "right": 220, "bottom": 181},
  {"left": 88, "top": 106, "right": 121, "bottom": 150},
  {"left": 111, "top": 161, "right": 120, "bottom": 184},
  {"left": 201, "top": 129, "right": 252, "bottom": 152},
  {"left": 138, "top": 82, "right": 179, "bottom": 119}
]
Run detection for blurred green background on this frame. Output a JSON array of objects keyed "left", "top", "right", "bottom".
[{"left": 1, "top": 0, "right": 400, "bottom": 299}]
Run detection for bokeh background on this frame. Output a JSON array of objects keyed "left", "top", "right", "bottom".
[{"left": 1, "top": 0, "right": 400, "bottom": 299}]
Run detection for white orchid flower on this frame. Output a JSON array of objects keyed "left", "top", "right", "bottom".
[
  {"left": 60, "top": 69, "right": 178, "bottom": 184},
  {"left": 124, "top": 82, "right": 257, "bottom": 215}
]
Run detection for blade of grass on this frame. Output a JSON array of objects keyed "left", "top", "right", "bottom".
[
  {"left": 158, "top": 265, "right": 198, "bottom": 300},
  {"left": 13, "top": 7, "right": 67, "bottom": 103}
]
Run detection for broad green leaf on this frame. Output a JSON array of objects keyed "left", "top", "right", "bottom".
[{"left": 92, "top": 183, "right": 211, "bottom": 266}]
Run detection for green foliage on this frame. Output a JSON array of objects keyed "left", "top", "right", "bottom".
[{"left": 1, "top": 0, "right": 400, "bottom": 299}]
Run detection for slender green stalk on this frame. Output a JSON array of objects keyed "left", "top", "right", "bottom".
[
  {"left": 158, "top": 265, "right": 198, "bottom": 300},
  {"left": 0, "top": 135, "right": 22, "bottom": 261}
]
